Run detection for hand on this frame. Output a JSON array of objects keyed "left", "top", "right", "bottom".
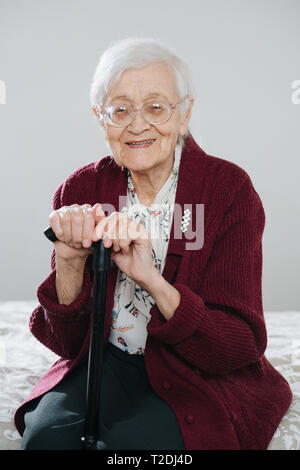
[
  {"left": 49, "top": 203, "right": 106, "bottom": 268},
  {"left": 92, "top": 211, "right": 157, "bottom": 287}
]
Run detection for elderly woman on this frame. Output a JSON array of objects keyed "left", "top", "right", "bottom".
[{"left": 15, "top": 37, "right": 292, "bottom": 450}]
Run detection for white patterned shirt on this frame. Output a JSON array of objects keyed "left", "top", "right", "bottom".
[{"left": 108, "top": 143, "right": 183, "bottom": 354}]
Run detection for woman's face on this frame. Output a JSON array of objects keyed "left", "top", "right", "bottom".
[{"left": 101, "top": 62, "right": 193, "bottom": 173}]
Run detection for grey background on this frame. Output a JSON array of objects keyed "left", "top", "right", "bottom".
[{"left": 0, "top": 0, "right": 299, "bottom": 310}]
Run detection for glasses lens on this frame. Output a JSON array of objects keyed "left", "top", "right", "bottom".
[
  {"left": 143, "top": 101, "right": 170, "bottom": 124},
  {"left": 108, "top": 105, "right": 131, "bottom": 126}
]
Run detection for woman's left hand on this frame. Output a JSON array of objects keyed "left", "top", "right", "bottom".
[{"left": 91, "top": 211, "right": 157, "bottom": 288}]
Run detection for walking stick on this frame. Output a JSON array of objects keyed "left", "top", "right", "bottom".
[{"left": 44, "top": 226, "right": 115, "bottom": 450}]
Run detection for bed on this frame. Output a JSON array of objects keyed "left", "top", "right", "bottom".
[{"left": 0, "top": 301, "right": 299, "bottom": 450}]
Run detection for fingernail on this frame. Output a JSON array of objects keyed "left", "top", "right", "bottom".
[{"left": 83, "top": 239, "right": 90, "bottom": 247}]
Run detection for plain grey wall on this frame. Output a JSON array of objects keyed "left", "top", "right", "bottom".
[{"left": 0, "top": 0, "right": 299, "bottom": 310}]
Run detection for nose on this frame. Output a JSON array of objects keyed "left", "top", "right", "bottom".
[{"left": 127, "top": 109, "right": 151, "bottom": 133}]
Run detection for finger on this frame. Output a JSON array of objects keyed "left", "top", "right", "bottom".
[
  {"left": 92, "top": 203, "right": 106, "bottom": 222},
  {"left": 82, "top": 206, "right": 95, "bottom": 248},
  {"left": 92, "top": 211, "right": 119, "bottom": 242},
  {"left": 49, "top": 210, "right": 64, "bottom": 240},
  {"left": 71, "top": 206, "right": 84, "bottom": 245},
  {"left": 92, "top": 216, "right": 109, "bottom": 242},
  {"left": 110, "top": 216, "right": 131, "bottom": 253},
  {"left": 117, "top": 225, "right": 131, "bottom": 254},
  {"left": 105, "top": 220, "right": 121, "bottom": 250},
  {"left": 102, "top": 213, "right": 126, "bottom": 249},
  {"left": 58, "top": 206, "right": 72, "bottom": 244},
  {"left": 128, "top": 219, "right": 150, "bottom": 244},
  {"left": 90, "top": 205, "right": 107, "bottom": 242}
]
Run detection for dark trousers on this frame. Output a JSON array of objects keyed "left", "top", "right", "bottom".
[{"left": 21, "top": 341, "right": 185, "bottom": 450}]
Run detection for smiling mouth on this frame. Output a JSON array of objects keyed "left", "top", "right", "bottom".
[{"left": 126, "top": 139, "right": 156, "bottom": 146}]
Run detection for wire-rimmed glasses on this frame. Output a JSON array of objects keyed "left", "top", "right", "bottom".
[{"left": 92, "top": 95, "right": 188, "bottom": 127}]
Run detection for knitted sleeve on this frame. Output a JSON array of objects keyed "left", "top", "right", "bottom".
[
  {"left": 29, "top": 177, "right": 94, "bottom": 359},
  {"left": 147, "top": 176, "right": 267, "bottom": 375}
]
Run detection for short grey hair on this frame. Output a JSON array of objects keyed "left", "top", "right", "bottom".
[{"left": 89, "top": 37, "right": 195, "bottom": 146}]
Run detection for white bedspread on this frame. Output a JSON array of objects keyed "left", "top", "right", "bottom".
[{"left": 0, "top": 301, "right": 299, "bottom": 450}]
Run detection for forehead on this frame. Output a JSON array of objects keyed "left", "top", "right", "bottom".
[{"left": 107, "top": 62, "right": 179, "bottom": 103}]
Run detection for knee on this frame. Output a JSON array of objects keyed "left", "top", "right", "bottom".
[
  {"left": 21, "top": 422, "right": 53, "bottom": 450},
  {"left": 21, "top": 417, "right": 85, "bottom": 450}
]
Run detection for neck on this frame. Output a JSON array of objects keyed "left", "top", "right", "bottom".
[{"left": 129, "top": 152, "right": 175, "bottom": 207}]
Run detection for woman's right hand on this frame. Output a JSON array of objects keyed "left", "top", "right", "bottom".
[{"left": 48, "top": 203, "right": 106, "bottom": 266}]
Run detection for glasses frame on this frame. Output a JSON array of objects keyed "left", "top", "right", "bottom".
[{"left": 92, "top": 95, "right": 189, "bottom": 127}]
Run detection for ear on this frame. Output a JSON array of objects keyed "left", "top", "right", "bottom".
[
  {"left": 179, "top": 97, "right": 194, "bottom": 136},
  {"left": 92, "top": 105, "right": 105, "bottom": 129}
]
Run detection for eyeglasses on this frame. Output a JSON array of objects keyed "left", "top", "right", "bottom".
[{"left": 92, "top": 96, "right": 188, "bottom": 127}]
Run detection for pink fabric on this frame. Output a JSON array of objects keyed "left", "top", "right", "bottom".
[{"left": 14, "top": 134, "right": 292, "bottom": 450}]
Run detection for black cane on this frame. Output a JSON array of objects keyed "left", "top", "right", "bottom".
[{"left": 43, "top": 226, "right": 115, "bottom": 450}]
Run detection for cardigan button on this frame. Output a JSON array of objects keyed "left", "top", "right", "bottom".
[
  {"left": 162, "top": 380, "right": 171, "bottom": 390},
  {"left": 185, "top": 415, "right": 195, "bottom": 424}
]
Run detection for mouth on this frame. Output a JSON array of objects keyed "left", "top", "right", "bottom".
[{"left": 126, "top": 139, "right": 156, "bottom": 148}]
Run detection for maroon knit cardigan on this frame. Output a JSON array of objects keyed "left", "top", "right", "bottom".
[{"left": 14, "top": 134, "right": 292, "bottom": 450}]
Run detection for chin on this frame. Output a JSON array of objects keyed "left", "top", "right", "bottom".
[
  {"left": 124, "top": 150, "right": 154, "bottom": 163},
  {"left": 127, "top": 161, "right": 153, "bottom": 172}
]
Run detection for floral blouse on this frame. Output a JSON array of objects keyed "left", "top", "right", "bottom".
[{"left": 108, "top": 143, "right": 183, "bottom": 355}]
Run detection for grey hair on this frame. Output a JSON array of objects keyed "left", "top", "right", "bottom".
[{"left": 89, "top": 37, "right": 195, "bottom": 146}]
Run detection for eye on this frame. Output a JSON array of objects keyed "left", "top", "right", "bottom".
[
  {"left": 115, "top": 105, "right": 128, "bottom": 113},
  {"left": 146, "top": 102, "right": 164, "bottom": 113}
]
